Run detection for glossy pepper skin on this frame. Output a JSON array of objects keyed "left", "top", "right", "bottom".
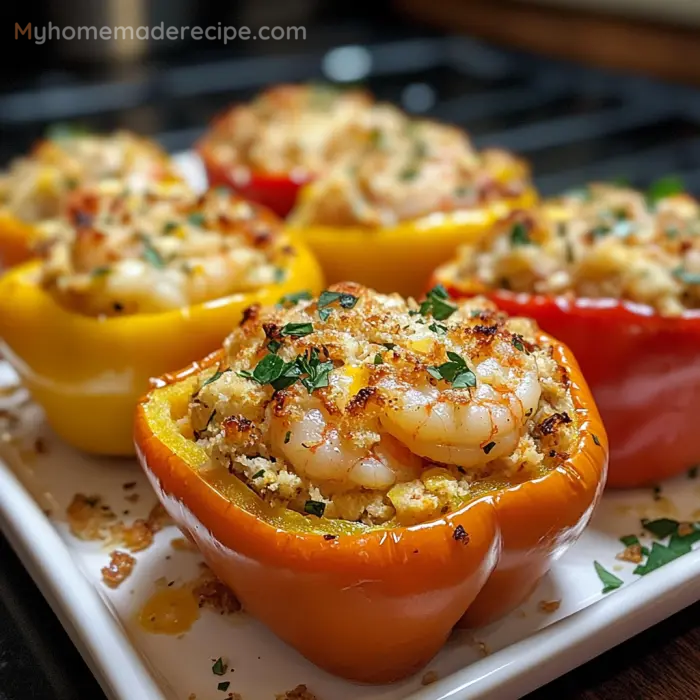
[
  {"left": 198, "top": 139, "right": 311, "bottom": 218},
  {"left": 438, "top": 275, "right": 700, "bottom": 488},
  {"left": 0, "top": 212, "right": 38, "bottom": 268},
  {"left": 134, "top": 336, "right": 607, "bottom": 682},
  {"left": 286, "top": 188, "right": 538, "bottom": 299},
  {"left": 0, "top": 247, "right": 323, "bottom": 456}
]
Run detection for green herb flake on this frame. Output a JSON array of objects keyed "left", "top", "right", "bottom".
[
  {"left": 197, "top": 368, "right": 231, "bottom": 394},
  {"left": 619, "top": 534, "right": 640, "bottom": 547},
  {"left": 633, "top": 541, "right": 687, "bottom": 576},
  {"left": 512, "top": 335, "right": 525, "bottom": 352},
  {"left": 91, "top": 266, "right": 111, "bottom": 278},
  {"left": 280, "top": 322, "right": 314, "bottom": 338},
  {"left": 239, "top": 354, "right": 285, "bottom": 386},
  {"left": 427, "top": 351, "right": 477, "bottom": 389},
  {"left": 673, "top": 268, "right": 700, "bottom": 285},
  {"left": 274, "top": 267, "right": 286, "bottom": 283},
  {"left": 217, "top": 681, "right": 231, "bottom": 692},
  {"left": 482, "top": 441, "right": 496, "bottom": 455},
  {"left": 304, "top": 500, "right": 326, "bottom": 517},
  {"left": 140, "top": 235, "right": 166, "bottom": 269},
  {"left": 642, "top": 518, "right": 679, "bottom": 539},
  {"left": 592, "top": 434, "right": 601, "bottom": 447},
  {"left": 162, "top": 221, "right": 178, "bottom": 235},
  {"left": 267, "top": 340, "right": 281, "bottom": 354},
  {"left": 297, "top": 348, "right": 334, "bottom": 394},
  {"left": 188, "top": 212, "right": 206, "bottom": 227},
  {"left": 284, "top": 430, "right": 291, "bottom": 444},
  {"left": 647, "top": 175, "right": 684, "bottom": 206},
  {"left": 509, "top": 222, "right": 531, "bottom": 246},
  {"left": 317, "top": 290, "right": 358, "bottom": 321},
  {"left": 429, "top": 322, "right": 448, "bottom": 336},
  {"left": 419, "top": 285, "right": 457, "bottom": 321},
  {"left": 251, "top": 469, "right": 265, "bottom": 480},
  {"left": 277, "top": 290, "right": 312, "bottom": 307},
  {"left": 373, "top": 353, "right": 384, "bottom": 365},
  {"left": 212, "top": 657, "right": 227, "bottom": 676},
  {"left": 382, "top": 342, "right": 397, "bottom": 350},
  {"left": 593, "top": 561, "right": 623, "bottom": 594},
  {"left": 399, "top": 165, "right": 419, "bottom": 181}
]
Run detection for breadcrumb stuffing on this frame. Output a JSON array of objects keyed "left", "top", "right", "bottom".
[
  {"left": 436, "top": 183, "right": 700, "bottom": 316},
  {"left": 101, "top": 550, "right": 136, "bottom": 589},
  {"left": 187, "top": 284, "right": 577, "bottom": 526},
  {"left": 275, "top": 685, "right": 318, "bottom": 700}
]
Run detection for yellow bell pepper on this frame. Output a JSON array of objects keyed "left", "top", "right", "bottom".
[
  {"left": 0, "top": 246, "right": 323, "bottom": 456},
  {"left": 288, "top": 188, "right": 538, "bottom": 299},
  {"left": 0, "top": 211, "right": 39, "bottom": 268}
]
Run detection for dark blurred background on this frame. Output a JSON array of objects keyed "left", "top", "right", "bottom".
[{"left": 5, "top": 0, "right": 700, "bottom": 194}]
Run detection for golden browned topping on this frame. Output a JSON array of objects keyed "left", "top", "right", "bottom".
[
  {"left": 67, "top": 494, "right": 117, "bottom": 540},
  {"left": 201, "top": 84, "right": 374, "bottom": 176},
  {"left": 436, "top": 182, "right": 700, "bottom": 316},
  {"left": 186, "top": 283, "right": 577, "bottom": 526},
  {"left": 39, "top": 179, "right": 293, "bottom": 316},
  {"left": 0, "top": 130, "right": 176, "bottom": 223},
  {"left": 290, "top": 132, "right": 529, "bottom": 227},
  {"left": 192, "top": 570, "right": 241, "bottom": 615},
  {"left": 616, "top": 544, "right": 644, "bottom": 564},
  {"left": 275, "top": 685, "right": 318, "bottom": 700},
  {"left": 101, "top": 550, "right": 136, "bottom": 589},
  {"left": 537, "top": 599, "right": 562, "bottom": 614}
]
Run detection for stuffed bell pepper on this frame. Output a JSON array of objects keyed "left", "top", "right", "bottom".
[
  {"left": 0, "top": 129, "right": 180, "bottom": 268},
  {"left": 134, "top": 282, "right": 607, "bottom": 683},
  {"left": 433, "top": 182, "right": 700, "bottom": 488},
  {"left": 197, "top": 84, "right": 375, "bottom": 217},
  {"left": 287, "top": 112, "right": 536, "bottom": 297},
  {"left": 0, "top": 179, "right": 323, "bottom": 456}
]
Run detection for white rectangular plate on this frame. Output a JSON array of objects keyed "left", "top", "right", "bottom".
[{"left": 1, "top": 152, "right": 699, "bottom": 700}]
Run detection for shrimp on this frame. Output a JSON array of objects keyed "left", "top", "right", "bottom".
[
  {"left": 272, "top": 404, "right": 423, "bottom": 490},
  {"left": 378, "top": 356, "right": 541, "bottom": 468}
]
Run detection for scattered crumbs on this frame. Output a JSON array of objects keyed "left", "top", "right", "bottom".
[
  {"left": 613, "top": 564, "right": 624, "bottom": 572},
  {"left": 33, "top": 437, "right": 47, "bottom": 454},
  {"left": 226, "top": 693, "right": 243, "bottom": 700},
  {"left": 67, "top": 494, "right": 117, "bottom": 540},
  {"left": 275, "top": 685, "right": 318, "bottom": 700},
  {"left": 122, "top": 481, "right": 137, "bottom": 490},
  {"left": 193, "top": 574, "right": 241, "bottom": 614},
  {"left": 678, "top": 522, "right": 695, "bottom": 537},
  {"left": 476, "top": 641, "right": 490, "bottom": 657},
  {"left": 616, "top": 544, "right": 644, "bottom": 564},
  {"left": 101, "top": 550, "right": 136, "bottom": 589},
  {"left": 109, "top": 503, "right": 172, "bottom": 552},
  {"left": 537, "top": 600, "right": 561, "bottom": 614},
  {"left": 171, "top": 537, "right": 198, "bottom": 552},
  {"left": 188, "top": 694, "right": 197, "bottom": 700},
  {"left": 125, "top": 493, "right": 140, "bottom": 503},
  {"left": 421, "top": 671, "right": 439, "bottom": 686}
]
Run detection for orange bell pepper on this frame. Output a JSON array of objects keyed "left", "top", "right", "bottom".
[
  {"left": 134, "top": 334, "right": 607, "bottom": 682},
  {"left": 437, "top": 276, "right": 699, "bottom": 489}
]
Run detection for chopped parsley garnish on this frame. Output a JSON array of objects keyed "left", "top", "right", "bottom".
[
  {"left": 251, "top": 469, "right": 265, "bottom": 480},
  {"left": 512, "top": 335, "right": 525, "bottom": 352},
  {"left": 590, "top": 224, "right": 611, "bottom": 239},
  {"left": 317, "top": 290, "right": 358, "bottom": 321},
  {"left": 197, "top": 368, "right": 231, "bottom": 394},
  {"left": 382, "top": 342, "right": 397, "bottom": 350},
  {"left": 140, "top": 235, "right": 166, "bottom": 269},
  {"left": 399, "top": 165, "right": 419, "bottom": 181},
  {"left": 91, "top": 266, "right": 111, "bottom": 278},
  {"left": 374, "top": 353, "right": 384, "bottom": 365},
  {"left": 273, "top": 267, "right": 286, "bottom": 283},
  {"left": 419, "top": 285, "right": 457, "bottom": 321},
  {"left": 429, "top": 322, "right": 448, "bottom": 336},
  {"left": 162, "top": 221, "right": 178, "bottom": 234},
  {"left": 593, "top": 561, "right": 623, "bottom": 594},
  {"left": 297, "top": 348, "right": 334, "bottom": 393},
  {"left": 212, "top": 658, "right": 227, "bottom": 676},
  {"left": 647, "top": 175, "right": 684, "bottom": 206},
  {"left": 369, "top": 127, "right": 387, "bottom": 149},
  {"left": 277, "top": 290, "right": 312, "bottom": 307},
  {"left": 673, "top": 268, "right": 700, "bottom": 285},
  {"left": 204, "top": 410, "right": 217, "bottom": 431},
  {"left": 188, "top": 212, "right": 206, "bottom": 227},
  {"left": 304, "top": 500, "right": 326, "bottom": 517},
  {"left": 510, "top": 221, "right": 531, "bottom": 246},
  {"left": 284, "top": 431, "right": 291, "bottom": 444},
  {"left": 238, "top": 354, "right": 286, "bottom": 385},
  {"left": 642, "top": 518, "right": 682, "bottom": 539},
  {"left": 427, "top": 351, "right": 477, "bottom": 389},
  {"left": 482, "top": 441, "right": 496, "bottom": 454},
  {"left": 633, "top": 542, "right": 685, "bottom": 576},
  {"left": 280, "top": 322, "right": 314, "bottom": 338},
  {"left": 217, "top": 681, "right": 231, "bottom": 692},
  {"left": 592, "top": 434, "right": 601, "bottom": 446},
  {"left": 267, "top": 340, "right": 281, "bottom": 354}
]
